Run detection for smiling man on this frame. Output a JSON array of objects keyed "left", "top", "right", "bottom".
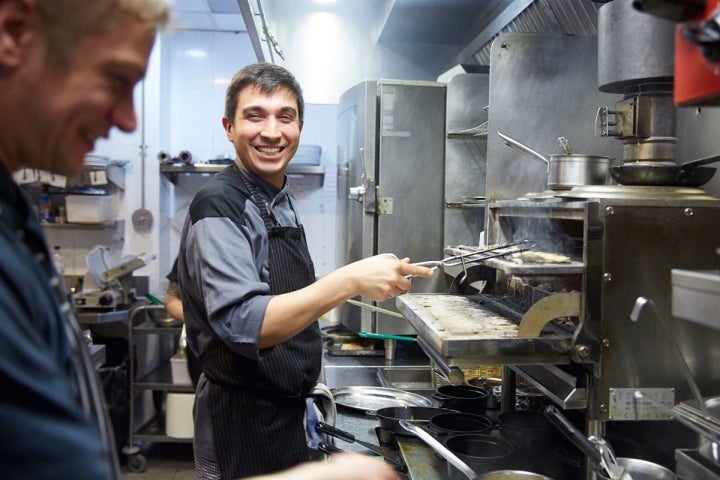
[{"left": 177, "top": 63, "right": 433, "bottom": 479}]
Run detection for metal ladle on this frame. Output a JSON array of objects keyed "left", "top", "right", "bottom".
[{"left": 558, "top": 136, "right": 572, "bottom": 155}]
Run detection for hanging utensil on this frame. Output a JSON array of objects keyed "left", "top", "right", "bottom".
[{"left": 132, "top": 83, "right": 153, "bottom": 232}]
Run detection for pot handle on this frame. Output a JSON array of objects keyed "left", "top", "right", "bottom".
[
  {"left": 544, "top": 405, "right": 603, "bottom": 468},
  {"left": 399, "top": 420, "right": 477, "bottom": 480},
  {"left": 679, "top": 152, "right": 720, "bottom": 171},
  {"left": 497, "top": 131, "right": 549, "bottom": 165}
]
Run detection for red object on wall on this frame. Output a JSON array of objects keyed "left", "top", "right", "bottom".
[{"left": 675, "top": 0, "right": 720, "bottom": 105}]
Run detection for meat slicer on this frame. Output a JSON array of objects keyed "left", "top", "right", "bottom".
[{"left": 73, "top": 245, "right": 155, "bottom": 309}]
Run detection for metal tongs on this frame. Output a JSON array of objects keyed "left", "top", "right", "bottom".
[
  {"left": 413, "top": 240, "right": 536, "bottom": 269},
  {"left": 411, "top": 240, "right": 536, "bottom": 283}
]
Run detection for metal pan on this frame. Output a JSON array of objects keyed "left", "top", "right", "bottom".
[
  {"left": 331, "top": 386, "right": 432, "bottom": 414},
  {"left": 609, "top": 153, "right": 720, "bottom": 187},
  {"left": 370, "top": 406, "right": 458, "bottom": 436}
]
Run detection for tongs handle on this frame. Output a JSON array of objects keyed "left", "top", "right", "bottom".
[
  {"left": 544, "top": 405, "right": 603, "bottom": 467},
  {"left": 317, "top": 441, "right": 343, "bottom": 455},
  {"left": 316, "top": 421, "right": 355, "bottom": 443},
  {"left": 591, "top": 437, "right": 632, "bottom": 480}
]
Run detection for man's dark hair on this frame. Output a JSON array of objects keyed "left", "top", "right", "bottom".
[{"left": 224, "top": 62, "right": 304, "bottom": 123}]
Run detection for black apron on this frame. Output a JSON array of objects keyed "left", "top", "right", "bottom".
[{"left": 201, "top": 169, "right": 322, "bottom": 479}]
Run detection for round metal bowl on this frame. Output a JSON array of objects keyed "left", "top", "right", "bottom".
[{"left": 597, "top": 458, "right": 676, "bottom": 480}]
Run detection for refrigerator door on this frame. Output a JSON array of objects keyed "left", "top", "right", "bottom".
[
  {"left": 336, "top": 80, "right": 377, "bottom": 332},
  {"left": 336, "top": 80, "right": 447, "bottom": 334},
  {"left": 375, "top": 80, "right": 447, "bottom": 333}
]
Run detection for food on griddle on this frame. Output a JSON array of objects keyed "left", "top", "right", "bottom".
[
  {"left": 508, "top": 251, "right": 572, "bottom": 264},
  {"left": 340, "top": 341, "right": 374, "bottom": 350}
]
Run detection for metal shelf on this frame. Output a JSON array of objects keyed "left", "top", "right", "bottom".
[
  {"left": 134, "top": 362, "right": 194, "bottom": 392},
  {"left": 40, "top": 220, "right": 121, "bottom": 230},
  {"left": 160, "top": 163, "right": 324, "bottom": 183}
]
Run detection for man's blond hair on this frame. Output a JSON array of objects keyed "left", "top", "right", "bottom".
[{"left": 35, "top": 0, "right": 171, "bottom": 62}]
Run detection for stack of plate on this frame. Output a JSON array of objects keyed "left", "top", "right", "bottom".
[{"left": 291, "top": 144, "right": 321, "bottom": 165}]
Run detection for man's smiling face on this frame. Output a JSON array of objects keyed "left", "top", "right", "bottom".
[{"left": 223, "top": 85, "right": 303, "bottom": 188}]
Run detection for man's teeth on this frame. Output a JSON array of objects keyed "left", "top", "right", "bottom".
[{"left": 257, "top": 147, "right": 281, "bottom": 154}]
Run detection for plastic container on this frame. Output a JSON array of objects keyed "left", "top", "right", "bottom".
[
  {"left": 65, "top": 194, "right": 113, "bottom": 223},
  {"left": 165, "top": 393, "right": 195, "bottom": 438},
  {"left": 170, "top": 353, "right": 192, "bottom": 385}
]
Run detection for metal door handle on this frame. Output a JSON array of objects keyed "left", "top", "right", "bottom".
[{"left": 348, "top": 185, "right": 365, "bottom": 202}]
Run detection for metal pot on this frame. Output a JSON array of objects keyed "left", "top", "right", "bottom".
[
  {"left": 433, "top": 384, "right": 491, "bottom": 415},
  {"left": 428, "top": 412, "right": 494, "bottom": 437},
  {"left": 468, "top": 377, "right": 502, "bottom": 410},
  {"left": 498, "top": 131, "right": 612, "bottom": 190},
  {"left": 370, "top": 406, "right": 457, "bottom": 436},
  {"left": 444, "top": 433, "right": 516, "bottom": 479}
]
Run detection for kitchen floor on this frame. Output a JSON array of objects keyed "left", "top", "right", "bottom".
[{"left": 121, "top": 443, "right": 195, "bottom": 479}]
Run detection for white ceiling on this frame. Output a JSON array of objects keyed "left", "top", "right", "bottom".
[{"left": 168, "top": 0, "right": 247, "bottom": 32}]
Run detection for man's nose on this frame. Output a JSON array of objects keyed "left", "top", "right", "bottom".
[
  {"left": 113, "top": 94, "right": 138, "bottom": 133},
  {"left": 260, "top": 117, "right": 282, "bottom": 139}
]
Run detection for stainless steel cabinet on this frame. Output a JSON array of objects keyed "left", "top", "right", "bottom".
[{"left": 336, "top": 80, "right": 448, "bottom": 335}]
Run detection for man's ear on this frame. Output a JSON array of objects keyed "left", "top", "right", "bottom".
[
  {"left": 222, "top": 116, "right": 234, "bottom": 141},
  {"left": 0, "top": 0, "right": 35, "bottom": 68}
]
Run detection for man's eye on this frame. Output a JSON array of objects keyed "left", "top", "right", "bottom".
[{"left": 113, "top": 74, "right": 132, "bottom": 91}]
